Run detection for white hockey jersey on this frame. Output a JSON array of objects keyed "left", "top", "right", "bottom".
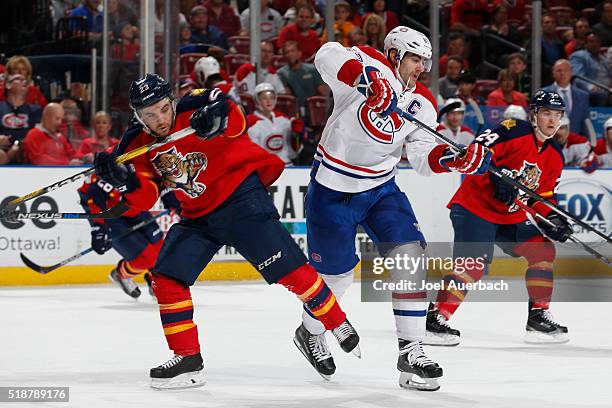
[
  {"left": 247, "top": 110, "right": 297, "bottom": 164},
  {"left": 561, "top": 133, "right": 592, "bottom": 166},
  {"left": 234, "top": 64, "right": 286, "bottom": 96},
  {"left": 313, "top": 42, "right": 440, "bottom": 192}
]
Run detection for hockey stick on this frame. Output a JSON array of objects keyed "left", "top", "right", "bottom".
[
  {"left": 394, "top": 107, "right": 612, "bottom": 244},
  {"left": 512, "top": 199, "right": 611, "bottom": 266},
  {"left": 0, "top": 202, "right": 130, "bottom": 221},
  {"left": 0, "top": 127, "right": 194, "bottom": 212},
  {"left": 20, "top": 209, "right": 171, "bottom": 274}
]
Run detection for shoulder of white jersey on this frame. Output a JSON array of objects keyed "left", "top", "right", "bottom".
[
  {"left": 460, "top": 125, "right": 475, "bottom": 135},
  {"left": 414, "top": 82, "right": 438, "bottom": 113},
  {"left": 355, "top": 45, "right": 393, "bottom": 72},
  {"left": 247, "top": 113, "right": 263, "bottom": 128},
  {"left": 436, "top": 123, "right": 447, "bottom": 131}
]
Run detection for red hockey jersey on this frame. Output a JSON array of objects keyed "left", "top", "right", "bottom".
[
  {"left": 449, "top": 119, "right": 564, "bottom": 224},
  {"left": 117, "top": 88, "right": 285, "bottom": 218}
]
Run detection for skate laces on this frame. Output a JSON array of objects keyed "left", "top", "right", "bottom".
[
  {"left": 435, "top": 312, "right": 451, "bottom": 328},
  {"left": 160, "top": 355, "right": 183, "bottom": 369},
  {"left": 332, "top": 321, "right": 354, "bottom": 343},
  {"left": 400, "top": 341, "right": 435, "bottom": 368},
  {"left": 541, "top": 309, "right": 559, "bottom": 326},
  {"left": 308, "top": 334, "right": 332, "bottom": 362}
]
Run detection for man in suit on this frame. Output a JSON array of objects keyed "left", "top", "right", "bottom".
[
  {"left": 543, "top": 59, "right": 590, "bottom": 136},
  {"left": 569, "top": 31, "right": 612, "bottom": 106}
]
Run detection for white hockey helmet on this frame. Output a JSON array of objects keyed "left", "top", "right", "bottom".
[
  {"left": 384, "top": 26, "right": 432, "bottom": 72},
  {"left": 503, "top": 104, "right": 527, "bottom": 121},
  {"left": 558, "top": 115, "right": 570, "bottom": 128},
  {"left": 254, "top": 82, "right": 276, "bottom": 104},
  {"left": 604, "top": 117, "right": 612, "bottom": 131},
  {"left": 194, "top": 56, "right": 220, "bottom": 85},
  {"left": 442, "top": 98, "right": 466, "bottom": 113}
]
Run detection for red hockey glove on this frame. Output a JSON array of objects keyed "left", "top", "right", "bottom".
[
  {"left": 439, "top": 143, "right": 492, "bottom": 175},
  {"left": 358, "top": 66, "right": 397, "bottom": 117}
]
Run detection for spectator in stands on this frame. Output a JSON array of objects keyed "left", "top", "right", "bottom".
[
  {"left": 439, "top": 56, "right": 463, "bottom": 99},
  {"left": 541, "top": 13, "right": 564, "bottom": 81},
  {"left": 278, "top": 5, "right": 321, "bottom": 62},
  {"left": 363, "top": 0, "right": 399, "bottom": 33},
  {"left": 177, "top": 77, "right": 198, "bottom": 98},
  {"left": 0, "top": 74, "right": 42, "bottom": 144},
  {"left": 486, "top": 68, "right": 528, "bottom": 108},
  {"left": 284, "top": 0, "right": 322, "bottom": 32},
  {"left": 362, "top": 13, "right": 386, "bottom": 51},
  {"left": 455, "top": 70, "right": 484, "bottom": 123},
  {"left": 439, "top": 32, "right": 470, "bottom": 77},
  {"left": 202, "top": 0, "right": 241, "bottom": 38},
  {"left": 320, "top": 1, "right": 355, "bottom": 47},
  {"left": 23, "top": 103, "right": 83, "bottom": 165},
  {"left": 553, "top": 116, "right": 599, "bottom": 172},
  {"left": 570, "top": 31, "right": 612, "bottom": 106},
  {"left": 565, "top": 18, "right": 590, "bottom": 57},
  {"left": 348, "top": 27, "right": 366, "bottom": 47},
  {"left": 77, "top": 111, "right": 119, "bottom": 163},
  {"left": 240, "top": 0, "right": 284, "bottom": 41},
  {"left": 593, "top": 0, "right": 612, "bottom": 47},
  {"left": 450, "top": 0, "right": 489, "bottom": 38},
  {"left": 235, "top": 40, "right": 286, "bottom": 95},
  {"left": 189, "top": 5, "right": 229, "bottom": 50},
  {"left": 1, "top": 56, "right": 47, "bottom": 107},
  {"left": 108, "top": 0, "right": 137, "bottom": 34},
  {"left": 483, "top": 4, "right": 521, "bottom": 66},
  {"left": 543, "top": 59, "right": 590, "bottom": 135},
  {"left": 507, "top": 53, "right": 530, "bottom": 97},
  {"left": 492, "top": 0, "right": 525, "bottom": 22},
  {"left": 59, "top": 97, "right": 90, "bottom": 150},
  {"left": 417, "top": 71, "right": 444, "bottom": 106},
  {"left": 437, "top": 98, "right": 475, "bottom": 145},
  {"left": 112, "top": 22, "right": 140, "bottom": 62},
  {"left": 278, "top": 40, "right": 328, "bottom": 118},
  {"left": 69, "top": 0, "right": 103, "bottom": 33}
]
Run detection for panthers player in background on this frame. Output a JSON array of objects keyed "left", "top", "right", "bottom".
[
  {"left": 246, "top": 82, "right": 303, "bottom": 165},
  {"left": 78, "top": 167, "right": 178, "bottom": 299},
  {"left": 93, "top": 74, "right": 360, "bottom": 390},
  {"left": 299, "top": 26, "right": 492, "bottom": 391},
  {"left": 426, "top": 90, "right": 572, "bottom": 347}
]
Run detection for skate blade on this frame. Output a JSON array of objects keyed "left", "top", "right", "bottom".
[
  {"left": 292, "top": 337, "right": 333, "bottom": 381},
  {"left": 109, "top": 273, "right": 141, "bottom": 300},
  {"left": 150, "top": 370, "right": 206, "bottom": 390},
  {"left": 399, "top": 372, "right": 440, "bottom": 392},
  {"left": 422, "top": 332, "right": 460, "bottom": 347},
  {"left": 351, "top": 344, "right": 362, "bottom": 359},
  {"left": 524, "top": 331, "right": 570, "bottom": 344}
]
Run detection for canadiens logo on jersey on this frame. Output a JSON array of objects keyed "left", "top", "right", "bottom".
[
  {"left": 357, "top": 102, "right": 404, "bottom": 144},
  {"left": 152, "top": 146, "right": 207, "bottom": 197},
  {"left": 2, "top": 112, "right": 29, "bottom": 129},
  {"left": 265, "top": 134, "right": 284, "bottom": 151},
  {"left": 509, "top": 161, "right": 542, "bottom": 212}
]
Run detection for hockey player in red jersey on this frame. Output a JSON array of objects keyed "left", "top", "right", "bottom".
[
  {"left": 93, "top": 74, "right": 360, "bottom": 389},
  {"left": 78, "top": 171, "right": 171, "bottom": 298},
  {"left": 426, "top": 90, "right": 572, "bottom": 346}
]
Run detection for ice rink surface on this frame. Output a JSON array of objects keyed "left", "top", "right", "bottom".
[{"left": 1, "top": 280, "right": 611, "bottom": 408}]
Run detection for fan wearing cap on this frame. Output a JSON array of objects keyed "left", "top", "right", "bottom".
[
  {"left": 194, "top": 56, "right": 240, "bottom": 105},
  {"left": 246, "top": 82, "right": 302, "bottom": 164},
  {"left": 427, "top": 90, "right": 572, "bottom": 348},
  {"left": 437, "top": 98, "right": 475, "bottom": 146},
  {"left": 553, "top": 116, "right": 599, "bottom": 172}
]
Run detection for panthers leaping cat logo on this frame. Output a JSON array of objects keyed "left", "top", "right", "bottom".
[{"left": 152, "top": 146, "right": 207, "bottom": 197}]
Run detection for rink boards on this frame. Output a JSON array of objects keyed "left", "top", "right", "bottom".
[{"left": 0, "top": 166, "right": 610, "bottom": 285}]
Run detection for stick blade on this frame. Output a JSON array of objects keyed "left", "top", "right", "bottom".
[{"left": 19, "top": 253, "right": 55, "bottom": 274}]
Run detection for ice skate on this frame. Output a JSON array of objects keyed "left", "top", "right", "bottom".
[
  {"left": 397, "top": 340, "right": 443, "bottom": 391},
  {"left": 424, "top": 304, "right": 461, "bottom": 346},
  {"left": 331, "top": 319, "right": 361, "bottom": 358},
  {"left": 150, "top": 353, "right": 206, "bottom": 390},
  {"left": 524, "top": 307, "right": 569, "bottom": 344},
  {"left": 109, "top": 263, "right": 141, "bottom": 299},
  {"left": 293, "top": 323, "right": 336, "bottom": 380}
]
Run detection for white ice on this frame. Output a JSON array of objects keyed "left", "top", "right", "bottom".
[{"left": 1, "top": 280, "right": 610, "bottom": 408}]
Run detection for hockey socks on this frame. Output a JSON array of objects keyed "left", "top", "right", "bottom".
[
  {"left": 278, "top": 264, "right": 346, "bottom": 330},
  {"left": 514, "top": 238, "right": 555, "bottom": 309},
  {"left": 152, "top": 273, "right": 200, "bottom": 356},
  {"left": 435, "top": 264, "right": 485, "bottom": 319},
  {"left": 122, "top": 241, "right": 163, "bottom": 275},
  {"left": 392, "top": 291, "right": 428, "bottom": 340}
]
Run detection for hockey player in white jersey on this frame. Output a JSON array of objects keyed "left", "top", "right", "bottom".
[
  {"left": 246, "top": 82, "right": 301, "bottom": 164},
  {"left": 293, "top": 26, "right": 492, "bottom": 391}
]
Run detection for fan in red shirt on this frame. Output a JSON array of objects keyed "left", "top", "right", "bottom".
[
  {"left": 78, "top": 111, "right": 119, "bottom": 163},
  {"left": 23, "top": 103, "right": 83, "bottom": 165},
  {"left": 277, "top": 5, "right": 321, "bottom": 61},
  {"left": 425, "top": 90, "right": 572, "bottom": 347},
  {"left": 486, "top": 68, "right": 528, "bottom": 108},
  {"left": 93, "top": 74, "right": 360, "bottom": 390}
]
